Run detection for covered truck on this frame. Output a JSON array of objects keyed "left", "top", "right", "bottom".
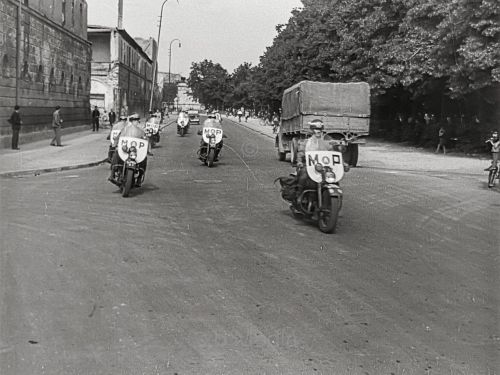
[{"left": 276, "top": 80, "right": 370, "bottom": 166}]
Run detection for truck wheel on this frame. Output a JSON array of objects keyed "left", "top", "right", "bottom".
[{"left": 345, "top": 144, "right": 359, "bottom": 167}]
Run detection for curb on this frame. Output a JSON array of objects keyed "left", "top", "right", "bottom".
[{"left": 0, "top": 159, "right": 109, "bottom": 178}]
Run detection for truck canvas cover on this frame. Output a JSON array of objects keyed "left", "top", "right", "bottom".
[{"left": 281, "top": 81, "right": 370, "bottom": 121}]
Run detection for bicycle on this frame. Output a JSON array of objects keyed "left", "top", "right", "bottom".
[{"left": 487, "top": 164, "right": 499, "bottom": 188}]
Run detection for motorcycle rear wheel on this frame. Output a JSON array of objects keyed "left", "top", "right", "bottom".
[
  {"left": 207, "top": 148, "right": 215, "bottom": 167},
  {"left": 318, "top": 190, "right": 340, "bottom": 233},
  {"left": 122, "top": 169, "right": 134, "bottom": 197}
]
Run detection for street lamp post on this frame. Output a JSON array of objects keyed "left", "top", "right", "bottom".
[
  {"left": 149, "top": 0, "right": 171, "bottom": 113},
  {"left": 168, "top": 38, "right": 181, "bottom": 84}
]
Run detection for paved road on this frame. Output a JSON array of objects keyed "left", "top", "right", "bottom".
[{"left": 1, "top": 118, "right": 498, "bottom": 374}]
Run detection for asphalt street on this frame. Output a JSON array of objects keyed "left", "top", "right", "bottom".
[{"left": 0, "top": 117, "right": 498, "bottom": 374}]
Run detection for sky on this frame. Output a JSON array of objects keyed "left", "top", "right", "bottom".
[{"left": 86, "top": 0, "right": 303, "bottom": 77}]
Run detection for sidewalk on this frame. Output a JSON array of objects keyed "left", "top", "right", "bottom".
[
  {"left": 0, "top": 130, "right": 110, "bottom": 177},
  {"left": 228, "top": 115, "right": 488, "bottom": 176},
  {"left": 0, "top": 119, "right": 177, "bottom": 177}
]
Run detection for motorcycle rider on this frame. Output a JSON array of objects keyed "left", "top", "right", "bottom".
[
  {"left": 294, "top": 119, "right": 349, "bottom": 207},
  {"left": 108, "top": 113, "right": 148, "bottom": 187},
  {"left": 107, "top": 115, "right": 128, "bottom": 161},
  {"left": 198, "top": 116, "right": 225, "bottom": 161},
  {"left": 177, "top": 110, "right": 189, "bottom": 134},
  {"left": 484, "top": 130, "right": 500, "bottom": 171}
]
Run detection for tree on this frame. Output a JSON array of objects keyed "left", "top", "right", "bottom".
[
  {"left": 162, "top": 82, "right": 178, "bottom": 106},
  {"left": 187, "top": 60, "right": 230, "bottom": 109}
]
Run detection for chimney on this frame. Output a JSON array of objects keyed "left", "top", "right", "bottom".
[{"left": 117, "top": 0, "right": 123, "bottom": 28}]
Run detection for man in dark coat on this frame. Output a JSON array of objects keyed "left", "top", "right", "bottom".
[
  {"left": 9, "top": 105, "right": 22, "bottom": 150},
  {"left": 108, "top": 109, "right": 116, "bottom": 126},
  {"left": 92, "top": 106, "right": 100, "bottom": 132}
]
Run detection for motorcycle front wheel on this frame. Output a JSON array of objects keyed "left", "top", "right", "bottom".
[
  {"left": 207, "top": 148, "right": 215, "bottom": 167},
  {"left": 318, "top": 190, "right": 340, "bottom": 233},
  {"left": 122, "top": 168, "right": 134, "bottom": 197},
  {"left": 180, "top": 127, "right": 185, "bottom": 137}
]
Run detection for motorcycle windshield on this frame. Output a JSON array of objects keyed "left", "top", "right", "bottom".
[
  {"left": 121, "top": 124, "right": 146, "bottom": 139},
  {"left": 304, "top": 136, "right": 334, "bottom": 152},
  {"left": 202, "top": 119, "right": 222, "bottom": 129}
]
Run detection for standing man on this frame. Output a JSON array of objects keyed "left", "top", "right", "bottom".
[
  {"left": 92, "top": 105, "right": 100, "bottom": 132},
  {"left": 108, "top": 108, "right": 116, "bottom": 127},
  {"left": 50, "top": 105, "right": 63, "bottom": 146},
  {"left": 107, "top": 108, "right": 117, "bottom": 141},
  {"left": 9, "top": 105, "right": 22, "bottom": 150}
]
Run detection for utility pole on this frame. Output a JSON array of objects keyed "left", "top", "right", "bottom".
[
  {"left": 15, "top": 0, "right": 22, "bottom": 105},
  {"left": 149, "top": 0, "right": 171, "bottom": 112},
  {"left": 168, "top": 38, "right": 181, "bottom": 84}
]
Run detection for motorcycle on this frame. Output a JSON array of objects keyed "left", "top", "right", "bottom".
[
  {"left": 107, "top": 119, "right": 127, "bottom": 162},
  {"left": 144, "top": 117, "right": 161, "bottom": 147},
  {"left": 113, "top": 135, "right": 149, "bottom": 197},
  {"left": 177, "top": 114, "right": 190, "bottom": 136},
  {"left": 278, "top": 149, "right": 346, "bottom": 233},
  {"left": 198, "top": 126, "right": 223, "bottom": 167}
]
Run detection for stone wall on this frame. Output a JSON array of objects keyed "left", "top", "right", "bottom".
[{"left": 0, "top": 0, "right": 91, "bottom": 148}]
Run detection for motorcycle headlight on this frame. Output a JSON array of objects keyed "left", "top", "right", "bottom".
[
  {"left": 325, "top": 171, "right": 336, "bottom": 183},
  {"left": 315, "top": 163, "right": 324, "bottom": 172},
  {"left": 129, "top": 146, "right": 137, "bottom": 160}
]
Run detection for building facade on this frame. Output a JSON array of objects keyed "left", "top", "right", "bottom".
[
  {"left": 88, "top": 26, "right": 155, "bottom": 118},
  {"left": 176, "top": 80, "right": 201, "bottom": 112},
  {"left": 0, "top": 0, "right": 92, "bottom": 147}
]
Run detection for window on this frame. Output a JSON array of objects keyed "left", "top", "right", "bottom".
[
  {"left": 21, "top": 61, "right": 30, "bottom": 80},
  {"left": 62, "top": 0, "right": 66, "bottom": 26},
  {"left": 1, "top": 55, "right": 9, "bottom": 77},
  {"left": 49, "top": 67, "right": 55, "bottom": 90},
  {"left": 60, "top": 70, "right": 65, "bottom": 85},
  {"left": 36, "top": 65, "right": 43, "bottom": 82},
  {"left": 71, "top": 0, "right": 75, "bottom": 26}
]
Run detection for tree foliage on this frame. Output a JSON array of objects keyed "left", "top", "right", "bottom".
[
  {"left": 162, "top": 82, "right": 178, "bottom": 105},
  {"left": 187, "top": 60, "right": 230, "bottom": 109},
  {"left": 187, "top": 0, "right": 499, "bottom": 130}
]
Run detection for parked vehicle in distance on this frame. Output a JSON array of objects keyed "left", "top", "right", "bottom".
[{"left": 187, "top": 110, "right": 200, "bottom": 125}]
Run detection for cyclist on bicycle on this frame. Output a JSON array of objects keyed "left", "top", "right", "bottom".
[{"left": 484, "top": 130, "right": 499, "bottom": 171}]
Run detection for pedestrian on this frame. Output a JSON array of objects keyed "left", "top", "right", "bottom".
[
  {"left": 8, "top": 105, "right": 22, "bottom": 150},
  {"left": 435, "top": 126, "right": 446, "bottom": 154},
  {"left": 92, "top": 105, "right": 100, "bottom": 132},
  {"left": 272, "top": 114, "right": 280, "bottom": 134},
  {"left": 107, "top": 109, "right": 116, "bottom": 140},
  {"left": 50, "top": 105, "right": 63, "bottom": 146},
  {"left": 108, "top": 108, "right": 116, "bottom": 127}
]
